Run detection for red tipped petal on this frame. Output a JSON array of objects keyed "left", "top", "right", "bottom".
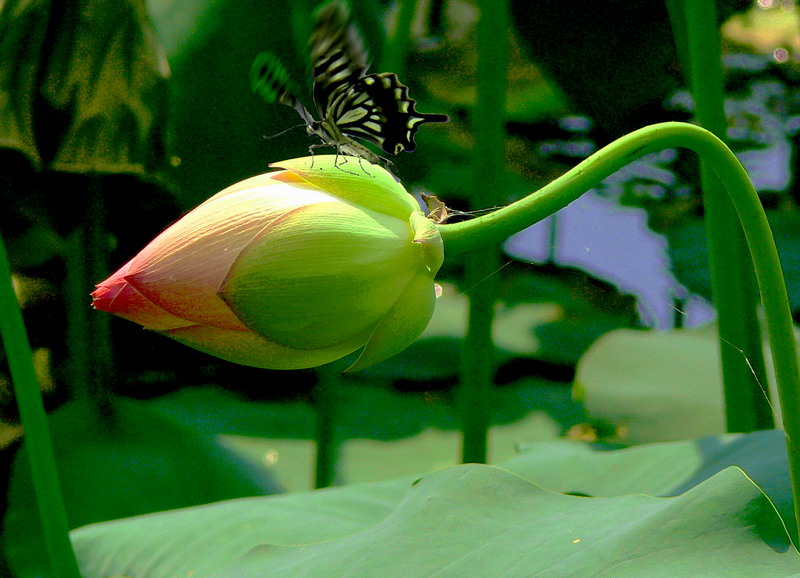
[
  {"left": 123, "top": 175, "right": 334, "bottom": 331},
  {"left": 93, "top": 261, "right": 191, "bottom": 331}
]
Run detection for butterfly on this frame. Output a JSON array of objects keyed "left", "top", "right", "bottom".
[{"left": 250, "top": 0, "right": 448, "bottom": 174}]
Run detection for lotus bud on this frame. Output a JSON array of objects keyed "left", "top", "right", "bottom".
[{"left": 92, "top": 157, "right": 444, "bottom": 371}]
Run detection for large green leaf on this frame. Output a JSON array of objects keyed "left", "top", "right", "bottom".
[
  {"left": 3, "top": 398, "right": 280, "bottom": 576},
  {"left": 506, "top": 429, "right": 795, "bottom": 537},
  {"left": 228, "top": 430, "right": 798, "bottom": 547},
  {"left": 72, "top": 457, "right": 797, "bottom": 576},
  {"left": 150, "top": 380, "right": 587, "bottom": 491},
  {"left": 573, "top": 325, "right": 790, "bottom": 443}
]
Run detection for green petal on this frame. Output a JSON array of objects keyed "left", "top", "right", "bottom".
[
  {"left": 409, "top": 211, "right": 445, "bottom": 275},
  {"left": 161, "top": 324, "right": 366, "bottom": 370},
  {"left": 127, "top": 175, "right": 333, "bottom": 331},
  {"left": 271, "top": 156, "right": 420, "bottom": 219},
  {"left": 220, "top": 201, "right": 416, "bottom": 350},
  {"left": 345, "top": 273, "right": 438, "bottom": 372}
]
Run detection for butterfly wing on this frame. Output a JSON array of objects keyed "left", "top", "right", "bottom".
[
  {"left": 330, "top": 72, "right": 449, "bottom": 155},
  {"left": 251, "top": 52, "right": 315, "bottom": 126},
  {"left": 252, "top": 1, "right": 448, "bottom": 161},
  {"left": 309, "top": 0, "right": 369, "bottom": 120}
]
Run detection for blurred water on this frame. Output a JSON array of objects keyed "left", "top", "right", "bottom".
[
  {"left": 504, "top": 193, "right": 714, "bottom": 329},
  {"left": 505, "top": 53, "right": 798, "bottom": 330}
]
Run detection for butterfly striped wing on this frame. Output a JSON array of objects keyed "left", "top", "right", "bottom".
[
  {"left": 250, "top": 52, "right": 315, "bottom": 126},
  {"left": 251, "top": 0, "right": 448, "bottom": 164},
  {"left": 328, "top": 72, "right": 449, "bottom": 155},
  {"left": 309, "top": 1, "right": 369, "bottom": 120}
]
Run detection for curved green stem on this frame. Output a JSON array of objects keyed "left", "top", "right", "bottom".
[{"left": 439, "top": 120, "right": 800, "bottom": 541}]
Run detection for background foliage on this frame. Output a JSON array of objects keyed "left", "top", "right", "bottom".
[{"left": 1, "top": 0, "right": 800, "bottom": 575}]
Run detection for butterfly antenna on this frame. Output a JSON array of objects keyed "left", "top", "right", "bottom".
[{"left": 264, "top": 122, "right": 308, "bottom": 140}]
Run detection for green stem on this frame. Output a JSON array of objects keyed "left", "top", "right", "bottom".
[
  {"left": 64, "top": 228, "right": 91, "bottom": 399},
  {"left": 681, "top": 0, "right": 771, "bottom": 431},
  {"left": 313, "top": 366, "right": 340, "bottom": 488},
  {"left": 0, "top": 231, "right": 81, "bottom": 577},
  {"left": 65, "top": 179, "right": 112, "bottom": 414},
  {"left": 439, "top": 120, "right": 800, "bottom": 541},
  {"left": 459, "top": 250, "right": 498, "bottom": 464},
  {"left": 458, "top": 0, "right": 509, "bottom": 464},
  {"left": 86, "top": 178, "right": 112, "bottom": 414}
]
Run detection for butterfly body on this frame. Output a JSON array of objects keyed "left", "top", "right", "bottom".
[
  {"left": 251, "top": 0, "right": 448, "bottom": 174},
  {"left": 308, "top": 123, "right": 381, "bottom": 163}
]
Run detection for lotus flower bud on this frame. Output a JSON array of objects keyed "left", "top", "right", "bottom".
[{"left": 92, "top": 157, "right": 444, "bottom": 372}]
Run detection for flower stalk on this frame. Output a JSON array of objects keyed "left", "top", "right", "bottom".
[
  {"left": 439, "top": 120, "right": 800, "bottom": 541},
  {"left": 313, "top": 365, "right": 341, "bottom": 489}
]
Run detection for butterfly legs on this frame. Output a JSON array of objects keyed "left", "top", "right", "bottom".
[
  {"left": 340, "top": 153, "right": 402, "bottom": 183},
  {"left": 306, "top": 141, "right": 376, "bottom": 178},
  {"left": 337, "top": 140, "right": 402, "bottom": 182},
  {"left": 305, "top": 143, "right": 363, "bottom": 177},
  {"left": 306, "top": 140, "right": 400, "bottom": 183}
]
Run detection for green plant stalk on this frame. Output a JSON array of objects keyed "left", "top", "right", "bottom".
[
  {"left": 458, "top": 0, "right": 509, "bottom": 464},
  {"left": 459, "top": 250, "right": 498, "bottom": 464},
  {"left": 0, "top": 232, "right": 81, "bottom": 577},
  {"left": 438, "top": 121, "right": 800, "bottom": 540},
  {"left": 86, "top": 178, "right": 112, "bottom": 415},
  {"left": 681, "top": 0, "right": 771, "bottom": 431},
  {"left": 64, "top": 228, "right": 91, "bottom": 399},
  {"left": 313, "top": 365, "right": 340, "bottom": 488},
  {"left": 65, "top": 180, "right": 113, "bottom": 414}
]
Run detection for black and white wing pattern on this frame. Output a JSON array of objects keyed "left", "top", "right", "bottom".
[
  {"left": 250, "top": 52, "right": 315, "bottom": 127},
  {"left": 250, "top": 0, "right": 448, "bottom": 166},
  {"left": 308, "top": 0, "right": 448, "bottom": 156},
  {"left": 337, "top": 72, "right": 449, "bottom": 155},
  {"left": 308, "top": 0, "right": 368, "bottom": 120}
]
